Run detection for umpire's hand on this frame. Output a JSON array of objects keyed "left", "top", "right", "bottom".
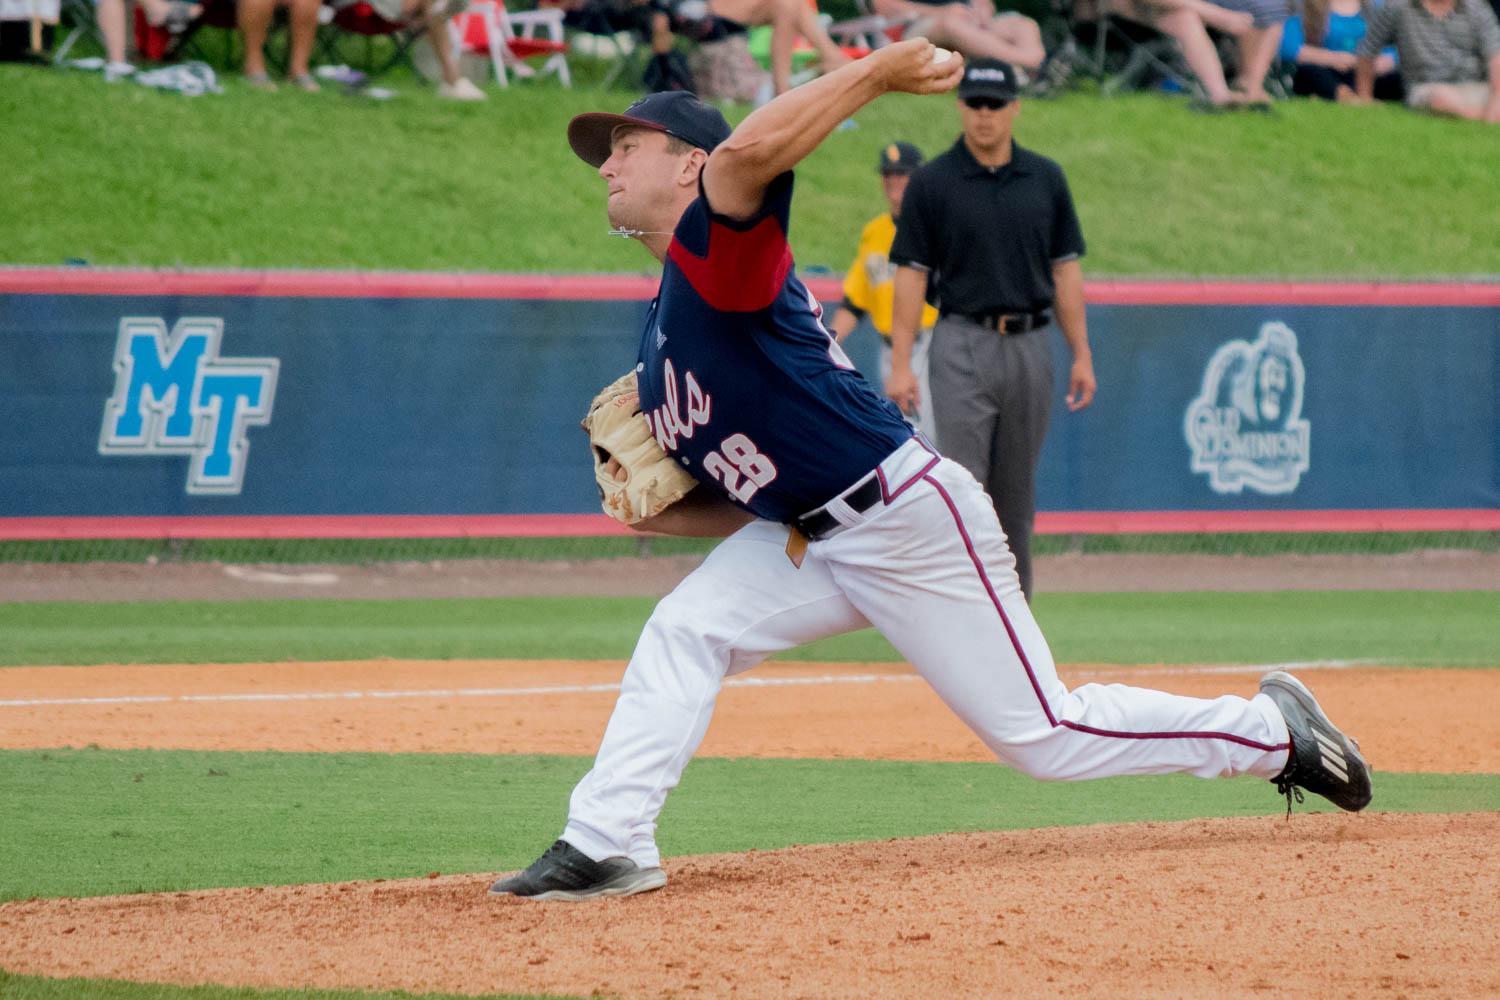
[{"left": 885, "top": 368, "right": 920, "bottom": 415}]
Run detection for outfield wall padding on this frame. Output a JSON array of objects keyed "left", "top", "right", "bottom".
[{"left": 1, "top": 270, "right": 1496, "bottom": 527}]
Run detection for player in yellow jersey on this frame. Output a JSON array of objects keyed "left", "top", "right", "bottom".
[{"left": 828, "top": 141, "right": 941, "bottom": 441}]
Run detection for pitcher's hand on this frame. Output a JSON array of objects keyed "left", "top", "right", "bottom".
[{"left": 874, "top": 39, "right": 965, "bottom": 96}]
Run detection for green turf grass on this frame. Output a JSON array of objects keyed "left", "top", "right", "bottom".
[
  {"left": 0, "top": 592, "right": 1494, "bottom": 668},
  {"left": 0, "top": 972, "right": 578, "bottom": 1000},
  {"left": 1, "top": 531, "right": 1494, "bottom": 566},
  {"left": 4, "top": 65, "right": 1498, "bottom": 276},
  {"left": 1, "top": 747, "right": 1495, "bottom": 901}
]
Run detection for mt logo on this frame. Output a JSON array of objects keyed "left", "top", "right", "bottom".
[{"left": 99, "top": 317, "right": 279, "bottom": 495}]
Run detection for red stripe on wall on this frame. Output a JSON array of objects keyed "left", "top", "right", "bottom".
[
  {"left": 3, "top": 268, "right": 1499, "bottom": 307},
  {"left": 1034, "top": 510, "right": 1500, "bottom": 534},
  {"left": 1, "top": 510, "right": 1495, "bottom": 541}
]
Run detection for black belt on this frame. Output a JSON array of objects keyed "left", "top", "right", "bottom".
[
  {"left": 950, "top": 310, "right": 1051, "bottom": 334},
  {"left": 791, "top": 474, "right": 884, "bottom": 541}
]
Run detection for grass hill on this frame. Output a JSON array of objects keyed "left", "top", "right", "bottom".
[{"left": 4, "top": 59, "right": 1498, "bottom": 277}]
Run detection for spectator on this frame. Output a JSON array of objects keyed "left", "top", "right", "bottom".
[
  {"left": 827, "top": 141, "right": 942, "bottom": 441},
  {"left": 1105, "top": 0, "right": 1289, "bottom": 108},
  {"left": 1354, "top": 0, "right": 1500, "bottom": 120},
  {"left": 1281, "top": 0, "right": 1402, "bottom": 101},
  {"left": 870, "top": 0, "right": 1045, "bottom": 73},
  {"left": 887, "top": 59, "right": 1097, "bottom": 600},
  {"left": 93, "top": 0, "right": 200, "bottom": 81},
  {"left": 691, "top": 0, "right": 853, "bottom": 95},
  {"left": 329, "top": 0, "right": 487, "bottom": 99},
  {"left": 238, "top": 0, "right": 320, "bottom": 90}
]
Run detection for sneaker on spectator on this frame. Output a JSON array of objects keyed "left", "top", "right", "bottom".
[
  {"left": 438, "top": 77, "right": 486, "bottom": 101},
  {"left": 104, "top": 61, "right": 136, "bottom": 82}
]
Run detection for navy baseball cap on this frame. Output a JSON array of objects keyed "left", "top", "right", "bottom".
[
  {"left": 568, "top": 91, "right": 732, "bottom": 169},
  {"left": 879, "top": 141, "right": 924, "bottom": 175},
  {"left": 957, "top": 58, "right": 1020, "bottom": 101}
]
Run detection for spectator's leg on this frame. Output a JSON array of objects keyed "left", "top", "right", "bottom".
[
  {"left": 1232, "top": 22, "right": 1281, "bottom": 101},
  {"left": 1151, "top": 4, "right": 1234, "bottom": 103},
  {"left": 286, "top": 0, "right": 320, "bottom": 81},
  {"left": 1183, "top": 0, "right": 1251, "bottom": 35},
  {"left": 237, "top": 0, "right": 276, "bottom": 79},
  {"left": 650, "top": 9, "right": 673, "bottom": 54},
  {"left": 710, "top": 0, "right": 850, "bottom": 94},
  {"left": 916, "top": 4, "right": 1031, "bottom": 68},
  {"left": 1417, "top": 84, "right": 1485, "bottom": 120},
  {"left": 983, "top": 12, "right": 1044, "bottom": 71},
  {"left": 96, "top": 0, "right": 129, "bottom": 64}
]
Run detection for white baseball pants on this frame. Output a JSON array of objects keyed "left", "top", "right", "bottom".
[{"left": 562, "top": 438, "right": 1292, "bottom": 868}]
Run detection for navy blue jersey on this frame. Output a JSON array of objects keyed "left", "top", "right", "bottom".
[{"left": 636, "top": 171, "right": 914, "bottom": 523}]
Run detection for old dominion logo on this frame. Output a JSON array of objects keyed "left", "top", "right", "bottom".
[{"left": 1184, "top": 321, "right": 1310, "bottom": 495}]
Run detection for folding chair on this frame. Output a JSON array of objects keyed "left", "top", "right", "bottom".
[
  {"left": 1049, "top": 0, "right": 1196, "bottom": 95},
  {"left": 825, "top": 0, "right": 908, "bottom": 53},
  {"left": 319, "top": 0, "right": 425, "bottom": 76},
  {"left": 51, "top": 0, "right": 104, "bottom": 62},
  {"left": 452, "top": 0, "right": 570, "bottom": 86},
  {"left": 162, "top": 0, "right": 258, "bottom": 68},
  {"left": 554, "top": 0, "right": 647, "bottom": 88}
]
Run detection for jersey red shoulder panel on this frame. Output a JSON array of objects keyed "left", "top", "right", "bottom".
[{"left": 667, "top": 216, "right": 792, "bottom": 313}]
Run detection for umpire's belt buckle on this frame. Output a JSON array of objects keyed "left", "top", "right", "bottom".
[{"left": 963, "top": 310, "right": 1051, "bottom": 335}]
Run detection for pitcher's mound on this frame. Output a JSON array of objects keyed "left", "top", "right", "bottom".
[{"left": 4, "top": 811, "right": 1498, "bottom": 999}]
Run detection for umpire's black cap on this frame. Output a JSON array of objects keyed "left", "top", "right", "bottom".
[
  {"left": 957, "top": 58, "right": 1020, "bottom": 101},
  {"left": 879, "top": 141, "right": 924, "bottom": 175},
  {"left": 568, "top": 91, "right": 732, "bottom": 169}
]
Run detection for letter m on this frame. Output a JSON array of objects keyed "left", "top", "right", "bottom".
[{"left": 99, "top": 317, "right": 222, "bottom": 454}]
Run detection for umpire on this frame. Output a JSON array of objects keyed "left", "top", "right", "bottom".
[{"left": 885, "top": 57, "right": 1096, "bottom": 600}]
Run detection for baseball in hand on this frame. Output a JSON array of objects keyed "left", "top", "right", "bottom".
[{"left": 932, "top": 47, "right": 953, "bottom": 64}]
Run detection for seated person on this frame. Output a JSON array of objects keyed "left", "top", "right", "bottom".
[
  {"left": 547, "top": 0, "right": 672, "bottom": 53},
  {"left": 92, "top": 0, "right": 200, "bottom": 80},
  {"left": 329, "top": 0, "right": 486, "bottom": 99},
  {"left": 556, "top": 0, "right": 848, "bottom": 95},
  {"left": 1103, "top": 0, "right": 1290, "bottom": 107},
  {"left": 870, "top": 0, "right": 1044, "bottom": 73},
  {"left": 696, "top": 0, "right": 853, "bottom": 95},
  {"left": 238, "top": 0, "right": 320, "bottom": 90},
  {"left": 1280, "top": 0, "right": 1400, "bottom": 101},
  {"left": 1354, "top": 0, "right": 1500, "bottom": 120}
]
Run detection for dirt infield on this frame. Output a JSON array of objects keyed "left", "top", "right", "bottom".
[
  {"left": 2, "top": 660, "right": 1498, "bottom": 771},
  {"left": 4, "top": 813, "right": 1497, "bottom": 999},
  {"left": 4, "top": 658, "right": 1498, "bottom": 998}
]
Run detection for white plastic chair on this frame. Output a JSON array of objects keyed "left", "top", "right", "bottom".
[{"left": 450, "top": 0, "right": 571, "bottom": 87}]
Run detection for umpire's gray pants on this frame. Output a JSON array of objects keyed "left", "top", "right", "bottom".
[{"left": 927, "top": 314, "right": 1054, "bottom": 600}]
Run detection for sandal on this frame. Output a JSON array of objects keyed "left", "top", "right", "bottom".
[
  {"left": 244, "top": 70, "right": 278, "bottom": 92},
  {"left": 291, "top": 73, "right": 321, "bottom": 93}
]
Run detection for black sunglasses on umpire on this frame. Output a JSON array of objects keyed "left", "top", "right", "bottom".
[{"left": 964, "top": 97, "right": 1011, "bottom": 111}]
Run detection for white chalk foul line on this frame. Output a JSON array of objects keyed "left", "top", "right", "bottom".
[{"left": 0, "top": 660, "right": 1380, "bottom": 709}]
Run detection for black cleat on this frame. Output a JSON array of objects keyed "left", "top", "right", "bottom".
[
  {"left": 488, "top": 840, "right": 667, "bottom": 901},
  {"left": 1260, "top": 671, "right": 1373, "bottom": 815}
]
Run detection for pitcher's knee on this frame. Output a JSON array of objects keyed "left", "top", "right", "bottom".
[
  {"left": 640, "top": 594, "right": 709, "bottom": 650},
  {"left": 992, "top": 736, "right": 1073, "bottom": 780}
]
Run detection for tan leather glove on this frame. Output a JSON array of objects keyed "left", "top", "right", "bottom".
[{"left": 583, "top": 372, "right": 698, "bottom": 524}]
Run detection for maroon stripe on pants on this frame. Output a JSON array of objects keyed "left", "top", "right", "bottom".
[{"left": 921, "top": 473, "right": 1289, "bottom": 753}]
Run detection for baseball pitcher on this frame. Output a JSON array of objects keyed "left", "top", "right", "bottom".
[{"left": 490, "top": 43, "right": 1372, "bottom": 901}]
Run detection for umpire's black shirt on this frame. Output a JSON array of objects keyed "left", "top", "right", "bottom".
[{"left": 889, "top": 137, "right": 1085, "bottom": 317}]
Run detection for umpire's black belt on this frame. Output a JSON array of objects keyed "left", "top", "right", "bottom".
[
  {"left": 948, "top": 309, "right": 1051, "bottom": 335},
  {"left": 791, "top": 474, "right": 885, "bottom": 542}
]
